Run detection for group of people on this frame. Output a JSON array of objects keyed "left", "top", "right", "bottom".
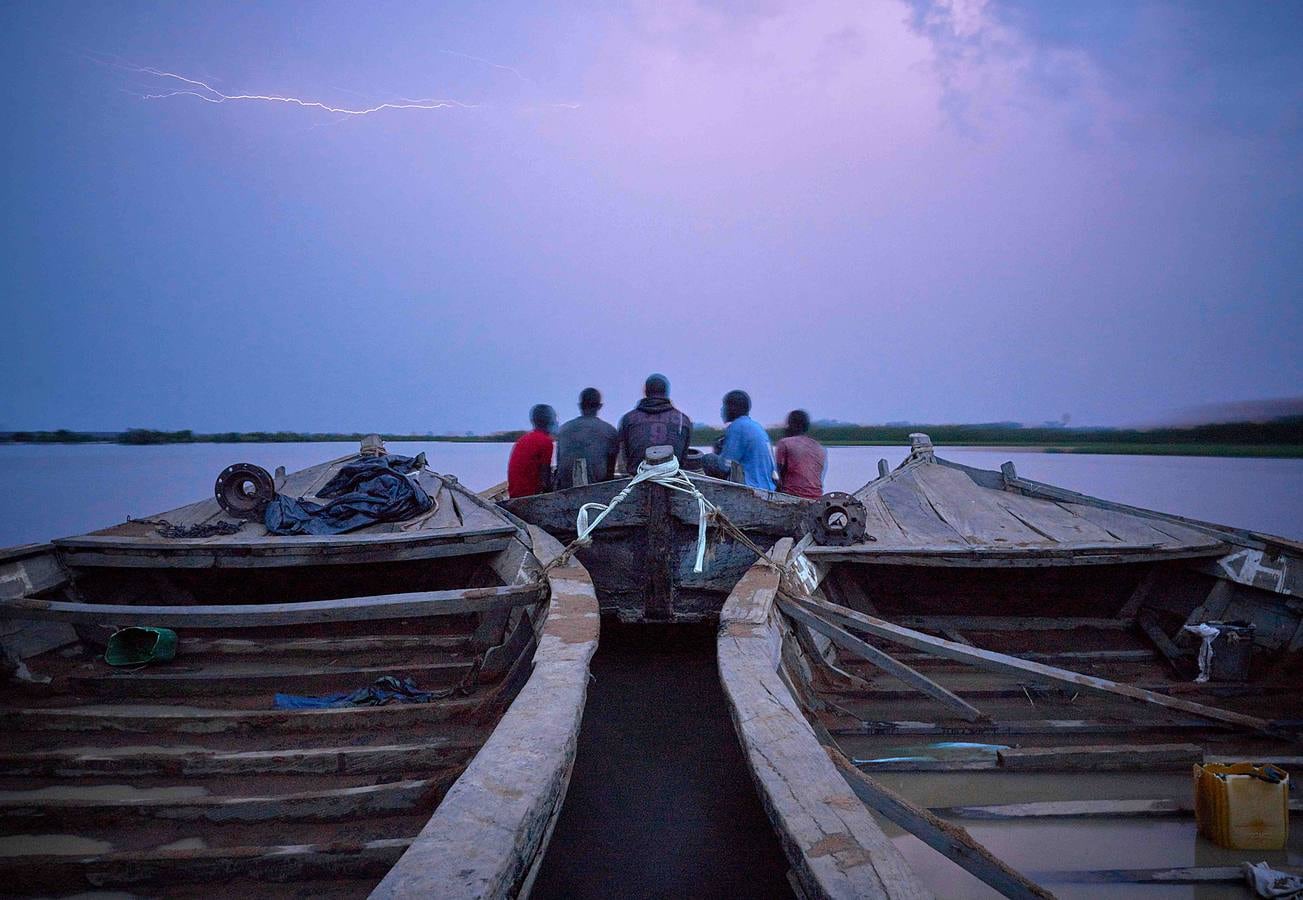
[{"left": 505, "top": 374, "right": 827, "bottom": 500}]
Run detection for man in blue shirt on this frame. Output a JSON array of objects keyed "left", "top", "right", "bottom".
[{"left": 701, "top": 390, "right": 776, "bottom": 491}]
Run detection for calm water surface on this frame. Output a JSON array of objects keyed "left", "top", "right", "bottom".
[{"left": 0, "top": 441, "right": 1298, "bottom": 546}]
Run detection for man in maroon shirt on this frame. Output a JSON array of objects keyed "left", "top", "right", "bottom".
[
  {"left": 774, "top": 409, "right": 826, "bottom": 499},
  {"left": 507, "top": 404, "right": 556, "bottom": 498}
]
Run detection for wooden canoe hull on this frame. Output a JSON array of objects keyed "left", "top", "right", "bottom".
[
  {"left": 0, "top": 464, "right": 600, "bottom": 899},
  {"left": 500, "top": 473, "right": 810, "bottom": 623}
]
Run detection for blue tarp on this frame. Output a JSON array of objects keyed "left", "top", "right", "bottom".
[
  {"left": 274, "top": 675, "right": 441, "bottom": 709},
  {"left": 264, "top": 454, "right": 433, "bottom": 536}
]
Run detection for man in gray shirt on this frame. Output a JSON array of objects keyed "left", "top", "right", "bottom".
[{"left": 555, "top": 387, "right": 619, "bottom": 489}]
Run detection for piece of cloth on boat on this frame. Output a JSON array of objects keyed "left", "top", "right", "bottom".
[
  {"left": 1183, "top": 622, "right": 1222, "bottom": 683},
  {"left": 555, "top": 413, "right": 618, "bottom": 489},
  {"left": 1244, "top": 862, "right": 1303, "bottom": 899},
  {"left": 274, "top": 675, "right": 440, "bottom": 709},
  {"left": 507, "top": 429, "right": 555, "bottom": 498},
  {"left": 775, "top": 434, "right": 827, "bottom": 499},
  {"left": 263, "top": 454, "right": 432, "bottom": 536},
  {"left": 617, "top": 398, "right": 693, "bottom": 470},
  {"left": 701, "top": 415, "right": 776, "bottom": 490}
]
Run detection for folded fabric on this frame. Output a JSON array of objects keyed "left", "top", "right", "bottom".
[
  {"left": 264, "top": 454, "right": 433, "bottom": 535},
  {"left": 274, "top": 675, "right": 440, "bottom": 709}
]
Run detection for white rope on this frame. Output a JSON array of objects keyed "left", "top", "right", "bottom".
[{"left": 575, "top": 456, "right": 721, "bottom": 573}]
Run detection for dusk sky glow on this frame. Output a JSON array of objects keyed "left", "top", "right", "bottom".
[{"left": 2, "top": 1, "right": 1299, "bottom": 434}]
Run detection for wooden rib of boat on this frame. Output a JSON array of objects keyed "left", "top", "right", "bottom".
[
  {"left": 719, "top": 436, "right": 1303, "bottom": 899},
  {"left": 490, "top": 464, "right": 809, "bottom": 623},
  {"left": 0, "top": 450, "right": 599, "bottom": 898}
]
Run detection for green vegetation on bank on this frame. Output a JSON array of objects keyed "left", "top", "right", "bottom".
[{"left": 1, "top": 419, "right": 1300, "bottom": 458}]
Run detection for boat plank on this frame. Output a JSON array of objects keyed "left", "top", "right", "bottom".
[
  {"left": 910, "top": 464, "right": 1046, "bottom": 546},
  {"left": 830, "top": 752, "right": 1053, "bottom": 899},
  {"left": 718, "top": 540, "right": 933, "bottom": 900},
  {"left": 0, "top": 777, "right": 447, "bottom": 826},
  {"left": 0, "top": 583, "right": 543, "bottom": 628},
  {"left": 792, "top": 593, "right": 1275, "bottom": 733},
  {"left": 779, "top": 599, "right": 986, "bottom": 723}
]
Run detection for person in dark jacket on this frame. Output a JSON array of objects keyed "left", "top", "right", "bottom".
[
  {"left": 616, "top": 374, "right": 693, "bottom": 472},
  {"left": 555, "top": 387, "right": 619, "bottom": 489}
]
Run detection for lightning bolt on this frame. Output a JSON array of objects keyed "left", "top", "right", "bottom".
[{"left": 129, "top": 66, "right": 475, "bottom": 115}]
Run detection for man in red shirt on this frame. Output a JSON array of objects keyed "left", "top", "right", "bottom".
[
  {"left": 774, "top": 409, "right": 827, "bottom": 499},
  {"left": 507, "top": 405, "right": 557, "bottom": 498}
]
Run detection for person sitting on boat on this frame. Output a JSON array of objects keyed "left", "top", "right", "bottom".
[
  {"left": 507, "top": 404, "right": 556, "bottom": 498},
  {"left": 774, "top": 409, "right": 826, "bottom": 499},
  {"left": 555, "top": 387, "right": 619, "bottom": 489},
  {"left": 616, "top": 373, "right": 693, "bottom": 472},
  {"left": 700, "top": 390, "right": 776, "bottom": 491}
]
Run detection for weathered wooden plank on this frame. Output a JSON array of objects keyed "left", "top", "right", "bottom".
[
  {"left": 996, "top": 743, "right": 1204, "bottom": 771},
  {"left": 645, "top": 480, "right": 673, "bottom": 620},
  {"left": 1034, "top": 865, "right": 1303, "bottom": 885},
  {"left": 0, "top": 777, "right": 447, "bottom": 826},
  {"left": 64, "top": 659, "right": 471, "bottom": 698},
  {"left": 830, "top": 752, "right": 1053, "bottom": 899},
  {"left": 891, "top": 616, "right": 1129, "bottom": 632},
  {"left": 1138, "top": 612, "right": 1189, "bottom": 672},
  {"left": 718, "top": 541, "right": 933, "bottom": 900},
  {"left": 10, "top": 836, "right": 410, "bottom": 893},
  {"left": 933, "top": 798, "right": 1303, "bottom": 820},
  {"left": 875, "top": 476, "right": 969, "bottom": 546},
  {"left": 1116, "top": 567, "right": 1159, "bottom": 620},
  {"left": 779, "top": 599, "right": 987, "bottom": 723},
  {"left": 0, "top": 739, "right": 478, "bottom": 778},
  {"left": 832, "top": 719, "right": 1227, "bottom": 737},
  {"left": 371, "top": 525, "right": 600, "bottom": 900},
  {"left": 910, "top": 464, "right": 1046, "bottom": 546},
  {"left": 57, "top": 531, "right": 515, "bottom": 569},
  {"left": 0, "top": 582, "right": 544, "bottom": 628},
  {"left": 803, "top": 545, "right": 1224, "bottom": 566},
  {"left": 0, "top": 696, "right": 486, "bottom": 735},
  {"left": 178, "top": 634, "right": 471, "bottom": 657},
  {"left": 793, "top": 593, "right": 1275, "bottom": 733}
]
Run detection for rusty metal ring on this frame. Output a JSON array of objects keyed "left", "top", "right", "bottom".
[
  {"left": 214, "top": 463, "right": 276, "bottom": 520},
  {"left": 805, "top": 491, "right": 868, "bottom": 546}
]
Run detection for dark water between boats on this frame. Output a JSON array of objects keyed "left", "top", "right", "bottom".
[{"left": 1, "top": 443, "right": 1299, "bottom": 898}]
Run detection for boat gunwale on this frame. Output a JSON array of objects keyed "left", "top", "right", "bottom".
[
  {"left": 369, "top": 525, "right": 600, "bottom": 899},
  {"left": 716, "top": 537, "right": 933, "bottom": 900}
]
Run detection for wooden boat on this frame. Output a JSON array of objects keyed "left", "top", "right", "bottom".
[
  {"left": 0, "top": 447, "right": 599, "bottom": 898},
  {"left": 491, "top": 454, "right": 809, "bottom": 623},
  {"left": 719, "top": 435, "right": 1302, "bottom": 898}
]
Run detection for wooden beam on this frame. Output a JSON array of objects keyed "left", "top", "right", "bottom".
[
  {"left": 933, "top": 798, "right": 1303, "bottom": 820},
  {"left": 996, "top": 743, "right": 1204, "bottom": 771},
  {"left": 832, "top": 719, "right": 1230, "bottom": 737},
  {"left": 12, "top": 837, "right": 411, "bottom": 894},
  {"left": 894, "top": 616, "right": 1129, "bottom": 632},
  {"left": 65, "top": 660, "right": 471, "bottom": 698},
  {"left": 0, "top": 778, "right": 447, "bottom": 826},
  {"left": 830, "top": 751, "right": 1053, "bottom": 899},
  {"left": 1033, "top": 865, "right": 1303, "bottom": 885},
  {"left": 792, "top": 593, "right": 1275, "bottom": 734},
  {"left": 0, "top": 739, "right": 479, "bottom": 778},
  {"left": 1117, "top": 567, "right": 1159, "bottom": 621},
  {"left": 0, "top": 582, "right": 544, "bottom": 629},
  {"left": 779, "top": 599, "right": 987, "bottom": 723},
  {"left": 0, "top": 696, "right": 485, "bottom": 735},
  {"left": 1138, "top": 612, "right": 1189, "bottom": 673}
]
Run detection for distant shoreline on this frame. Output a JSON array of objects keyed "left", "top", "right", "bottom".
[{"left": 1, "top": 427, "right": 1300, "bottom": 458}]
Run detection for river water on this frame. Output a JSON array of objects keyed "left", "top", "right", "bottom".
[{"left": 0, "top": 441, "right": 1298, "bottom": 546}]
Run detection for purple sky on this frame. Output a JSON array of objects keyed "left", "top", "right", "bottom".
[{"left": 1, "top": 1, "right": 1299, "bottom": 433}]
